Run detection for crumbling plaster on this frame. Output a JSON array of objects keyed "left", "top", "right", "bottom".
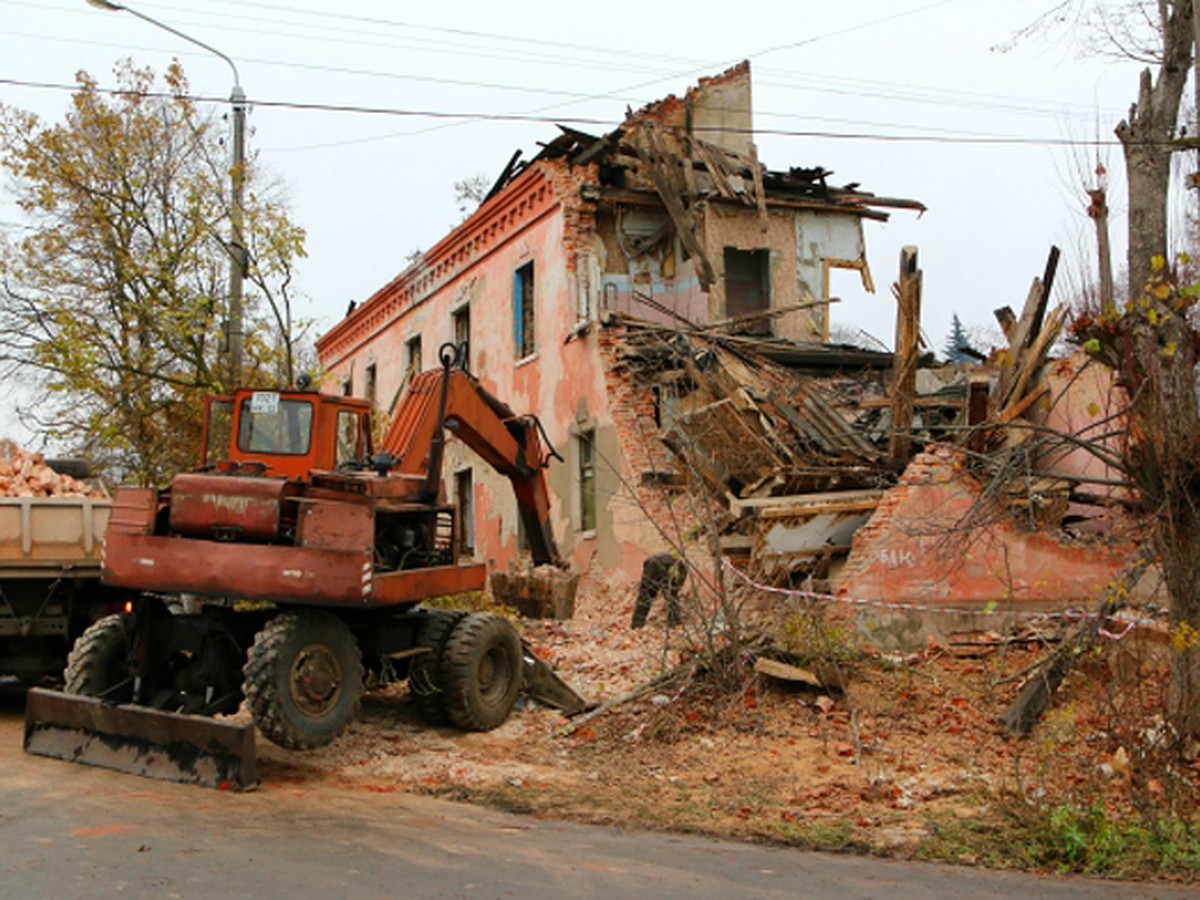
[{"left": 838, "top": 445, "right": 1137, "bottom": 607}]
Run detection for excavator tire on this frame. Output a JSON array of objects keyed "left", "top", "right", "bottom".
[
  {"left": 409, "top": 609, "right": 466, "bottom": 726},
  {"left": 63, "top": 614, "right": 132, "bottom": 701},
  {"left": 441, "top": 612, "right": 523, "bottom": 732},
  {"left": 243, "top": 609, "right": 364, "bottom": 750}
]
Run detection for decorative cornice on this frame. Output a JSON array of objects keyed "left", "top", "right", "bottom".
[{"left": 317, "top": 162, "right": 564, "bottom": 364}]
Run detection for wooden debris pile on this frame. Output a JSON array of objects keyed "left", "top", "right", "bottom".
[
  {"left": 614, "top": 325, "right": 896, "bottom": 582},
  {"left": 988, "top": 246, "right": 1065, "bottom": 428},
  {"left": 0, "top": 450, "right": 105, "bottom": 499}
]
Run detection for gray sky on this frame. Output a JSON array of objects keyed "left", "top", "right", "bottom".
[{"left": 0, "top": 0, "right": 1179, "bottom": 443}]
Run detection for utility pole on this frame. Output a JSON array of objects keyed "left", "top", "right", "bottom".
[{"left": 86, "top": 0, "right": 246, "bottom": 386}]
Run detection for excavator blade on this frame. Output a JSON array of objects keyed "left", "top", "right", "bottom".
[{"left": 23, "top": 688, "right": 257, "bottom": 790}]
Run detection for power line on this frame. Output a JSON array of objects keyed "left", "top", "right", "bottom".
[
  {"left": 0, "top": 76, "right": 1137, "bottom": 148},
  {"left": 9, "top": 4, "right": 1125, "bottom": 132}
]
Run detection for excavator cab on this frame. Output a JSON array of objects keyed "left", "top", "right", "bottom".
[{"left": 200, "top": 389, "right": 373, "bottom": 481}]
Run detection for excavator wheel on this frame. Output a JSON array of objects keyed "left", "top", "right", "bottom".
[
  {"left": 441, "top": 612, "right": 523, "bottom": 732},
  {"left": 243, "top": 610, "right": 364, "bottom": 750},
  {"left": 63, "top": 614, "right": 132, "bottom": 702},
  {"left": 409, "top": 609, "right": 466, "bottom": 726}
]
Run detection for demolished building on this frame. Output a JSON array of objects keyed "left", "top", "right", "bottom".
[
  {"left": 317, "top": 62, "right": 1140, "bottom": 615},
  {"left": 316, "top": 62, "right": 924, "bottom": 590}
]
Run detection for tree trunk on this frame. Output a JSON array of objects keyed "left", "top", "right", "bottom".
[
  {"left": 1128, "top": 292, "right": 1200, "bottom": 736},
  {"left": 1116, "top": 1, "right": 1193, "bottom": 296}
]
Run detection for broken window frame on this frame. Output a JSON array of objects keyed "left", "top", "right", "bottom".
[
  {"left": 821, "top": 257, "right": 876, "bottom": 341},
  {"left": 452, "top": 304, "right": 471, "bottom": 370},
  {"left": 513, "top": 261, "right": 536, "bottom": 359}
]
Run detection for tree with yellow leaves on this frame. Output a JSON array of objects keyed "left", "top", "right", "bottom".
[{"left": 0, "top": 60, "right": 308, "bottom": 484}]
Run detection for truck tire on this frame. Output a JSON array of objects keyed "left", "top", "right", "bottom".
[
  {"left": 409, "top": 609, "right": 466, "bottom": 726},
  {"left": 242, "top": 610, "right": 364, "bottom": 750},
  {"left": 441, "top": 612, "right": 523, "bottom": 732},
  {"left": 63, "top": 614, "right": 131, "bottom": 700}
]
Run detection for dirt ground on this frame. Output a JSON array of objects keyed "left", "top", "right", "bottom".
[{"left": 251, "top": 578, "right": 1198, "bottom": 873}]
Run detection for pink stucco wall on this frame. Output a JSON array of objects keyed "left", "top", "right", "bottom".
[{"left": 838, "top": 444, "right": 1138, "bottom": 606}]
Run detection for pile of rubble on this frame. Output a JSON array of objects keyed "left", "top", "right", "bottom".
[
  {"left": 611, "top": 246, "right": 1138, "bottom": 610},
  {"left": 0, "top": 450, "right": 105, "bottom": 499}
]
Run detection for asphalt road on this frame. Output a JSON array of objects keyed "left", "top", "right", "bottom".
[{"left": 0, "top": 691, "right": 1190, "bottom": 899}]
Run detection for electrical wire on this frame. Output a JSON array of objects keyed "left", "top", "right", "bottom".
[{"left": 0, "top": 76, "right": 1141, "bottom": 148}]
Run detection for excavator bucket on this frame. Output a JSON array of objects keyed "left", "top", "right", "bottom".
[
  {"left": 521, "top": 642, "right": 590, "bottom": 716},
  {"left": 491, "top": 566, "right": 579, "bottom": 619},
  {"left": 23, "top": 688, "right": 257, "bottom": 790}
]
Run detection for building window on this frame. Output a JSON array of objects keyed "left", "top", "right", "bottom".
[
  {"left": 513, "top": 261, "right": 535, "bottom": 358},
  {"left": 405, "top": 334, "right": 422, "bottom": 384},
  {"left": 341, "top": 375, "right": 352, "bottom": 397},
  {"left": 724, "top": 248, "right": 770, "bottom": 334},
  {"left": 578, "top": 430, "right": 596, "bottom": 532},
  {"left": 364, "top": 363, "right": 377, "bottom": 408},
  {"left": 455, "top": 468, "right": 474, "bottom": 556},
  {"left": 452, "top": 305, "right": 470, "bottom": 369}
]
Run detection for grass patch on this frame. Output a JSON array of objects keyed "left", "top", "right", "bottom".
[{"left": 919, "top": 801, "right": 1200, "bottom": 879}]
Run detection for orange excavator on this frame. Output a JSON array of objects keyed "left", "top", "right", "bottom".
[{"left": 25, "top": 343, "right": 584, "bottom": 788}]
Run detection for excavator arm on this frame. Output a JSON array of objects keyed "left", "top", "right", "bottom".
[{"left": 380, "top": 344, "right": 562, "bottom": 566}]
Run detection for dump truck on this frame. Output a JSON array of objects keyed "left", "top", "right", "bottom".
[
  {"left": 0, "top": 480, "right": 116, "bottom": 683},
  {"left": 25, "top": 344, "right": 583, "bottom": 787}
]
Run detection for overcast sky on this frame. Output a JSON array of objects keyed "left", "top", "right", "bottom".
[{"left": 0, "top": 0, "right": 1183, "bottom": 443}]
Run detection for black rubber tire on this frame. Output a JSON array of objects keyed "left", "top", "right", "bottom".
[
  {"left": 63, "top": 614, "right": 131, "bottom": 700},
  {"left": 242, "top": 610, "right": 364, "bottom": 750},
  {"left": 409, "top": 609, "right": 466, "bottom": 726},
  {"left": 441, "top": 612, "right": 523, "bottom": 732}
]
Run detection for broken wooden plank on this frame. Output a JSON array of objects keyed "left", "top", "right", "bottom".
[
  {"left": 1000, "top": 550, "right": 1150, "bottom": 736},
  {"left": 994, "top": 306, "right": 1017, "bottom": 343},
  {"left": 691, "top": 137, "right": 739, "bottom": 201},
  {"left": 754, "top": 657, "right": 823, "bottom": 688},
  {"left": 749, "top": 142, "right": 770, "bottom": 233},
  {"left": 730, "top": 488, "right": 885, "bottom": 515},
  {"left": 1004, "top": 304, "right": 1065, "bottom": 410},
  {"left": 888, "top": 246, "right": 922, "bottom": 462},
  {"left": 634, "top": 124, "right": 715, "bottom": 288},
  {"left": 995, "top": 382, "right": 1050, "bottom": 425}
]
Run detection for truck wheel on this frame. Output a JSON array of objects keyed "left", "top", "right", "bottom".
[
  {"left": 441, "top": 612, "right": 523, "bottom": 732},
  {"left": 243, "top": 610, "right": 363, "bottom": 750},
  {"left": 63, "top": 614, "right": 131, "bottom": 700},
  {"left": 409, "top": 609, "right": 466, "bottom": 726}
]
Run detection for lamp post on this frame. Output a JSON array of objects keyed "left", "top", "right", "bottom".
[{"left": 87, "top": 0, "right": 246, "bottom": 386}]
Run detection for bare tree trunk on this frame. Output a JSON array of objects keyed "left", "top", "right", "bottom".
[
  {"left": 1116, "top": 0, "right": 1193, "bottom": 295},
  {"left": 1087, "top": 185, "right": 1114, "bottom": 309}
]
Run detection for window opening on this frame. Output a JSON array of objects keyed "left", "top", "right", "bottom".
[
  {"left": 724, "top": 248, "right": 771, "bottom": 334},
  {"left": 453, "top": 306, "right": 471, "bottom": 368},
  {"left": 455, "top": 468, "right": 474, "bottom": 555},
  {"left": 513, "top": 262, "right": 536, "bottom": 358},
  {"left": 579, "top": 430, "right": 596, "bottom": 532},
  {"left": 365, "top": 363, "right": 377, "bottom": 408}
]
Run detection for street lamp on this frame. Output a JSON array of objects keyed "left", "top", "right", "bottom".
[{"left": 87, "top": 0, "right": 247, "bottom": 386}]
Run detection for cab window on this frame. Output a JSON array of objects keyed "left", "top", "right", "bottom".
[
  {"left": 238, "top": 396, "right": 314, "bottom": 455},
  {"left": 336, "top": 410, "right": 363, "bottom": 466}
]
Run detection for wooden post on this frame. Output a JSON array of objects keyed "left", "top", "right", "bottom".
[{"left": 889, "top": 246, "right": 922, "bottom": 463}]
